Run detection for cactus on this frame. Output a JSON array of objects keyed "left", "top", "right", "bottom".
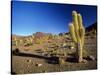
[
  {"left": 14, "top": 37, "right": 18, "bottom": 46},
  {"left": 69, "top": 11, "right": 85, "bottom": 62}
]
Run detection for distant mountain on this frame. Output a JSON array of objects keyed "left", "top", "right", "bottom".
[
  {"left": 34, "top": 32, "right": 45, "bottom": 39},
  {"left": 86, "top": 22, "right": 97, "bottom": 32},
  {"left": 12, "top": 32, "right": 52, "bottom": 40}
]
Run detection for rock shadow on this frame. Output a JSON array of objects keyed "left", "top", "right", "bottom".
[
  {"left": 12, "top": 49, "right": 49, "bottom": 60},
  {"left": 12, "top": 48, "right": 59, "bottom": 64},
  {"left": 66, "top": 52, "right": 77, "bottom": 63}
]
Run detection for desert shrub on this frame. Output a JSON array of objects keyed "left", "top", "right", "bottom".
[
  {"left": 34, "top": 39, "right": 43, "bottom": 44},
  {"left": 24, "top": 42, "right": 33, "bottom": 46},
  {"left": 34, "top": 35, "right": 49, "bottom": 44},
  {"left": 48, "top": 34, "right": 53, "bottom": 40},
  {"left": 33, "top": 32, "right": 49, "bottom": 44}
]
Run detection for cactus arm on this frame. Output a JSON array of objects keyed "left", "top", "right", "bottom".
[
  {"left": 77, "top": 13, "right": 85, "bottom": 46},
  {"left": 77, "top": 13, "right": 83, "bottom": 28},
  {"left": 69, "top": 23, "right": 77, "bottom": 43},
  {"left": 72, "top": 11, "right": 80, "bottom": 42},
  {"left": 72, "top": 11, "right": 79, "bottom": 30},
  {"left": 80, "top": 27, "right": 85, "bottom": 46}
]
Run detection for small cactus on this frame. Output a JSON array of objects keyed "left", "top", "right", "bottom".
[
  {"left": 14, "top": 37, "right": 18, "bottom": 46},
  {"left": 69, "top": 11, "right": 85, "bottom": 62}
]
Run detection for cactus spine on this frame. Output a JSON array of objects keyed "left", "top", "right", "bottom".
[{"left": 69, "top": 11, "right": 85, "bottom": 62}]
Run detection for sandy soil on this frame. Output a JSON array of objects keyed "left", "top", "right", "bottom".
[{"left": 12, "top": 36, "right": 97, "bottom": 74}]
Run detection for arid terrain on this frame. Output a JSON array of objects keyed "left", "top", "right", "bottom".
[{"left": 11, "top": 22, "right": 97, "bottom": 74}]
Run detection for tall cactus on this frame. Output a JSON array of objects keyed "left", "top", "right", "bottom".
[{"left": 69, "top": 11, "right": 85, "bottom": 62}]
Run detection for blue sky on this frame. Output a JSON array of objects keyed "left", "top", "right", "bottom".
[{"left": 12, "top": 1, "right": 97, "bottom": 36}]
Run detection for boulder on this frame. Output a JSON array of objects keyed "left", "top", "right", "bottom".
[
  {"left": 27, "top": 59, "right": 32, "bottom": 63},
  {"left": 88, "top": 55, "right": 95, "bottom": 61},
  {"left": 35, "top": 63, "right": 43, "bottom": 67},
  {"left": 82, "top": 59, "right": 88, "bottom": 64},
  {"left": 70, "top": 46, "right": 74, "bottom": 50}
]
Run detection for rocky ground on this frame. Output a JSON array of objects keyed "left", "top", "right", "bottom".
[{"left": 12, "top": 36, "right": 97, "bottom": 74}]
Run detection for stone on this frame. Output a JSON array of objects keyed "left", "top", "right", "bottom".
[
  {"left": 59, "top": 57, "right": 66, "bottom": 65},
  {"left": 13, "top": 48, "right": 20, "bottom": 54},
  {"left": 35, "top": 63, "right": 42, "bottom": 67},
  {"left": 62, "top": 43, "right": 66, "bottom": 47},
  {"left": 82, "top": 59, "right": 87, "bottom": 64},
  {"left": 70, "top": 46, "right": 74, "bottom": 50},
  {"left": 27, "top": 65, "right": 30, "bottom": 67},
  {"left": 88, "top": 55, "right": 95, "bottom": 61},
  {"left": 27, "top": 59, "right": 32, "bottom": 63}
]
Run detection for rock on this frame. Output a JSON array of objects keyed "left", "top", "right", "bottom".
[
  {"left": 27, "top": 65, "right": 30, "bottom": 67},
  {"left": 27, "top": 59, "right": 32, "bottom": 63},
  {"left": 82, "top": 59, "right": 87, "bottom": 64},
  {"left": 58, "top": 57, "right": 66, "bottom": 65},
  {"left": 44, "top": 53, "right": 47, "bottom": 56},
  {"left": 13, "top": 48, "right": 20, "bottom": 54},
  {"left": 70, "top": 46, "right": 74, "bottom": 50},
  {"left": 88, "top": 55, "right": 95, "bottom": 61},
  {"left": 62, "top": 43, "right": 67, "bottom": 47},
  {"left": 35, "top": 63, "right": 42, "bottom": 67}
]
